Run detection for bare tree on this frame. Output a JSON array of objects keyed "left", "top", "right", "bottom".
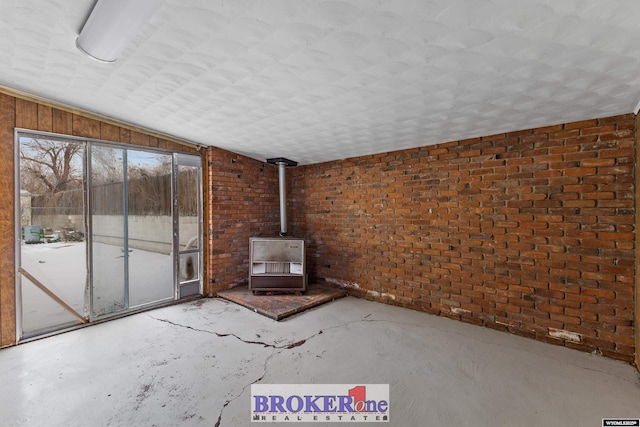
[
  {"left": 20, "top": 138, "right": 83, "bottom": 194},
  {"left": 91, "top": 145, "right": 124, "bottom": 184}
]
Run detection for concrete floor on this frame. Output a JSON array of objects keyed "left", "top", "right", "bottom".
[{"left": 1, "top": 297, "right": 639, "bottom": 427}]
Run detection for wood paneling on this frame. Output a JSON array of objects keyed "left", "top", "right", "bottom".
[
  {"left": 131, "top": 131, "right": 150, "bottom": 147},
  {"left": 52, "top": 108, "right": 72, "bottom": 135},
  {"left": 0, "top": 93, "right": 16, "bottom": 347},
  {"left": 1, "top": 87, "right": 199, "bottom": 151},
  {"left": 119, "top": 128, "right": 131, "bottom": 144},
  {"left": 72, "top": 115, "right": 100, "bottom": 139},
  {"left": 166, "top": 141, "right": 182, "bottom": 152},
  {"left": 100, "top": 122, "right": 120, "bottom": 142},
  {"left": 37, "top": 104, "right": 53, "bottom": 132},
  {"left": 15, "top": 98, "right": 37, "bottom": 129}
]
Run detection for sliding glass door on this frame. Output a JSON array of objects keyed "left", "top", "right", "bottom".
[
  {"left": 17, "top": 131, "right": 203, "bottom": 338},
  {"left": 91, "top": 145, "right": 177, "bottom": 318}
]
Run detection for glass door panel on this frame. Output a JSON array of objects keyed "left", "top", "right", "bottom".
[
  {"left": 177, "top": 165, "right": 200, "bottom": 252},
  {"left": 127, "top": 150, "right": 174, "bottom": 307},
  {"left": 18, "top": 134, "right": 87, "bottom": 337},
  {"left": 176, "top": 155, "right": 202, "bottom": 298},
  {"left": 90, "top": 145, "right": 126, "bottom": 317}
]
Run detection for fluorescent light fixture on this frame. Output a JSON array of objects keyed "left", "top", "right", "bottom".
[{"left": 76, "top": 0, "right": 163, "bottom": 62}]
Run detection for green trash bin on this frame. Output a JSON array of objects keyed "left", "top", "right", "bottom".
[{"left": 23, "top": 225, "right": 43, "bottom": 243}]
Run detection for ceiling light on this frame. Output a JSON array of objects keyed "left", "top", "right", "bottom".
[{"left": 76, "top": 0, "right": 163, "bottom": 63}]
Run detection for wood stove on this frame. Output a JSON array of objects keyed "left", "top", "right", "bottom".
[
  {"left": 249, "top": 237, "right": 306, "bottom": 292},
  {"left": 249, "top": 157, "right": 307, "bottom": 293}
]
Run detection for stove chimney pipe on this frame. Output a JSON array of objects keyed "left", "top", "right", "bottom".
[
  {"left": 277, "top": 161, "right": 287, "bottom": 236},
  {"left": 267, "top": 157, "right": 298, "bottom": 237}
]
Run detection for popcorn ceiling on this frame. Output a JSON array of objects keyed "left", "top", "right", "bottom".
[{"left": 1, "top": 0, "right": 639, "bottom": 164}]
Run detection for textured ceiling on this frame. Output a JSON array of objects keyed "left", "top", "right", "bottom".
[{"left": 1, "top": 0, "right": 640, "bottom": 165}]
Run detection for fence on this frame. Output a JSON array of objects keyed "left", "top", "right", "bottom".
[
  {"left": 28, "top": 170, "right": 199, "bottom": 248},
  {"left": 31, "top": 170, "right": 198, "bottom": 216}
]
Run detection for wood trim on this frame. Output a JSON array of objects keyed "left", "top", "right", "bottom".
[
  {"left": 0, "top": 93, "right": 16, "bottom": 347},
  {"left": 18, "top": 268, "right": 87, "bottom": 324}
]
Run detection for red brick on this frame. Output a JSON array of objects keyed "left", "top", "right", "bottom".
[
  {"left": 283, "top": 113, "right": 636, "bottom": 363},
  {"left": 581, "top": 124, "right": 616, "bottom": 135},
  {"left": 580, "top": 158, "right": 616, "bottom": 168},
  {"left": 565, "top": 119, "right": 597, "bottom": 129}
]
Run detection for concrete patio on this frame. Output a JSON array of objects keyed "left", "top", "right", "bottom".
[{"left": 1, "top": 296, "right": 638, "bottom": 427}]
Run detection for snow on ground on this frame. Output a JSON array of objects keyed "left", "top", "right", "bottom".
[{"left": 21, "top": 241, "right": 174, "bottom": 335}]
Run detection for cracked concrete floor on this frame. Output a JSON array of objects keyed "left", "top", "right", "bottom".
[{"left": 1, "top": 296, "right": 639, "bottom": 427}]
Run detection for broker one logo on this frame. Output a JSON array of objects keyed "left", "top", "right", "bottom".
[{"left": 251, "top": 384, "right": 389, "bottom": 423}]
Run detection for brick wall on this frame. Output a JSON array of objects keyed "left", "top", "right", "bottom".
[
  {"left": 289, "top": 114, "right": 636, "bottom": 363},
  {"left": 206, "top": 147, "right": 280, "bottom": 294}
]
